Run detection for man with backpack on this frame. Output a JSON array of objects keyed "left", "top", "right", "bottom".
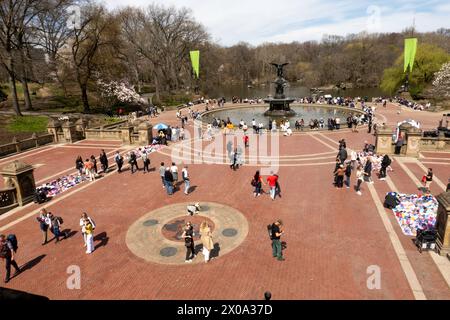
[
  {"left": 48, "top": 213, "right": 67, "bottom": 243},
  {"left": 269, "top": 220, "right": 285, "bottom": 261},
  {"left": 0, "top": 234, "right": 21, "bottom": 283}
]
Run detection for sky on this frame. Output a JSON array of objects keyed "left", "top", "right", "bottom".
[{"left": 103, "top": 0, "right": 450, "bottom": 46}]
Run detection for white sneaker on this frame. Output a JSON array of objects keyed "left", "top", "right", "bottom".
[
  {"left": 185, "top": 260, "right": 192, "bottom": 263},
  {"left": 357, "top": 191, "right": 362, "bottom": 196}
]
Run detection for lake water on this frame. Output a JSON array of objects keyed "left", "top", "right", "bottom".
[{"left": 206, "top": 83, "right": 385, "bottom": 100}]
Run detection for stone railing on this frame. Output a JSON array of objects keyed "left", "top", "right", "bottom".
[
  {"left": 420, "top": 137, "right": 450, "bottom": 151},
  {"left": 0, "top": 133, "right": 54, "bottom": 158},
  {"left": 0, "top": 187, "right": 18, "bottom": 215},
  {"left": 84, "top": 120, "right": 128, "bottom": 141}
]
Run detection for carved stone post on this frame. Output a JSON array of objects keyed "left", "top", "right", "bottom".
[
  {"left": 75, "top": 117, "right": 89, "bottom": 138},
  {"left": 47, "top": 119, "right": 61, "bottom": 143},
  {"left": 405, "top": 128, "right": 422, "bottom": 157},
  {"left": 121, "top": 125, "right": 133, "bottom": 145},
  {"left": 375, "top": 126, "right": 393, "bottom": 155},
  {"left": 138, "top": 122, "right": 153, "bottom": 146},
  {"left": 435, "top": 192, "right": 450, "bottom": 256},
  {"left": 12, "top": 137, "right": 20, "bottom": 153},
  {"left": 0, "top": 160, "right": 36, "bottom": 206},
  {"left": 62, "top": 121, "right": 77, "bottom": 143}
]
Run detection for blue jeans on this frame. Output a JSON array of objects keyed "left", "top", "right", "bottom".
[
  {"left": 184, "top": 179, "right": 190, "bottom": 194},
  {"left": 165, "top": 180, "right": 173, "bottom": 195}
]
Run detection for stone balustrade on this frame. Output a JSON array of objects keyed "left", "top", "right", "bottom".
[{"left": 0, "top": 133, "right": 54, "bottom": 158}]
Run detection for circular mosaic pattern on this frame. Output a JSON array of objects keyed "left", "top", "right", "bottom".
[
  {"left": 222, "top": 228, "right": 238, "bottom": 237},
  {"left": 126, "top": 202, "right": 248, "bottom": 265},
  {"left": 143, "top": 219, "right": 159, "bottom": 227},
  {"left": 161, "top": 216, "right": 215, "bottom": 242},
  {"left": 160, "top": 247, "right": 177, "bottom": 257}
]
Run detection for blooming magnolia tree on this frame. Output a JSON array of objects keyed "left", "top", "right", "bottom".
[
  {"left": 97, "top": 79, "right": 145, "bottom": 107},
  {"left": 432, "top": 62, "right": 450, "bottom": 98}
]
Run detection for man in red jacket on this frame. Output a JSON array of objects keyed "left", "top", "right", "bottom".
[{"left": 267, "top": 173, "right": 278, "bottom": 201}]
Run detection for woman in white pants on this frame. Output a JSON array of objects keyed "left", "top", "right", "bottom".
[
  {"left": 83, "top": 219, "right": 95, "bottom": 254},
  {"left": 200, "top": 221, "right": 214, "bottom": 263},
  {"left": 80, "top": 213, "right": 95, "bottom": 247}
]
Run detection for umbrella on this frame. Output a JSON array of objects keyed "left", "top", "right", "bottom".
[{"left": 154, "top": 123, "right": 168, "bottom": 130}]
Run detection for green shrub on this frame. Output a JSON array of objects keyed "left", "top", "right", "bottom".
[{"left": 7, "top": 116, "right": 48, "bottom": 133}]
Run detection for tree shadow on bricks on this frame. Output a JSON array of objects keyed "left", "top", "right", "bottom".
[
  {"left": 94, "top": 232, "right": 109, "bottom": 250},
  {"left": 19, "top": 254, "right": 46, "bottom": 274}
]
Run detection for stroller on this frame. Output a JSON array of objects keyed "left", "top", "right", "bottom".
[
  {"left": 33, "top": 188, "right": 48, "bottom": 204},
  {"left": 414, "top": 228, "right": 437, "bottom": 253}
]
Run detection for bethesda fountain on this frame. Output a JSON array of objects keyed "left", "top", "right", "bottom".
[{"left": 264, "top": 62, "right": 296, "bottom": 117}]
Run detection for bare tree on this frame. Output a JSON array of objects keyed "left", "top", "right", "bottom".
[{"left": 70, "top": 4, "right": 114, "bottom": 112}]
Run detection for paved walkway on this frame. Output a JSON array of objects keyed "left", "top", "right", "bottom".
[{"left": 0, "top": 102, "right": 449, "bottom": 299}]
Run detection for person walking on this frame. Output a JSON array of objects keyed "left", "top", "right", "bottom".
[
  {"left": 36, "top": 208, "right": 50, "bottom": 245},
  {"left": 200, "top": 221, "right": 214, "bottom": 263},
  {"left": 338, "top": 146, "right": 348, "bottom": 164},
  {"left": 129, "top": 151, "right": 139, "bottom": 174},
  {"left": 230, "top": 148, "right": 239, "bottom": 171},
  {"left": 75, "top": 156, "right": 84, "bottom": 175},
  {"left": 49, "top": 213, "right": 67, "bottom": 243},
  {"left": 334, "top": 164, "right": 345, "bottom": 188},
  {"left": 423, "top": 168, "right": 433, "bottom": 189},
  {"left": 364, "top": 157, "right": 373, "bottom": 184},
  {"left": 252, "top": 171, "right": 264, "bottom": 197},
  {"left": 350, "top": 150, "right": 358, "bottom": 170},
  {"left": 395, "top": 135, "right": 404, "bottom": 155},
  {"left": 84, "top": 158, "right": 95, "bottom": 181},
  {"left": 115, "top": 151, "right": 124, "bottom": 173},
  {"left": 170, "top": 163, "right": 179, "bottom": 187},
  {"left": 182, "top": 222, "right": 196, "bottom": 263},
  {"left": 99, "top": 150, "right": 109, "bottom": 173},
  {"left": 164, "top": 168, "right": 174, "bottom": 195},
  {"left": 159, "top": 162, "right": 166, "bottom": 188},
  {"left": 379, "top": 154, "right": 391, "bottom": 181},
  {"left": 83, "top": 218, "right": 95, "bottom": 254},
  {"left": 344, "top": 161, "right": 352, "bottom": 189},
  {"left": 90, "top": 155, "right": 98, "bottom": 174},
  {"left": 271, "top": 220, "right": 285, "bottom": 261},
  {"left": 267, "top": 172, "right": 278, "bottom": 200},
  {"left": 355, "top": 165, "right": 364, "bottom": 196},
  {"left": 80, "top": 212, "right": 96, "bottom": 248},
  {"left": 182, "top": 166, "right": 190, "bottom": 195},
  {"left": 0, "top": 234, "right": 21, "bottom": 283},
  {"left": 141, "top": 151, "right": 150, "bottom": 173}
]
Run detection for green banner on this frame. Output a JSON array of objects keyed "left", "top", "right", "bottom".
[
  {"left": 404, "top": 38, "right": 417, "bottom": 73},
  {"left": 190, "top": 50, "right": 200, "bottom": 78}
]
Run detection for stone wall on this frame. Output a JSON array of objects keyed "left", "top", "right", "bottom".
[
  {"left": 0, "top": 134, "right": 54, "bottom": 158},
  {"left": 420, "top": 137, "right": 450, "bottom": 151}
]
